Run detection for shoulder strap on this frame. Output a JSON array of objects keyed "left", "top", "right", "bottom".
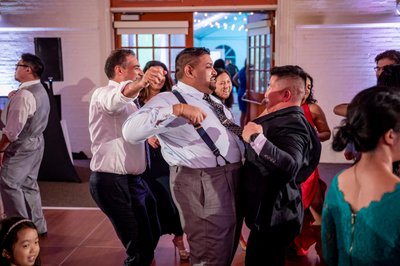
[{"left": 172, "top": 90, "right": 230, "bottom": 166}]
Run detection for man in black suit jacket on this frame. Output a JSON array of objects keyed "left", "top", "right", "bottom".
[{"left": 241, "top": 65, "right": 321, "bottom": 266}]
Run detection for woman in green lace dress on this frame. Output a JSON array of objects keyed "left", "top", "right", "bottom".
[{"left": 322, "top": 85, "right": 400, "bottom": 265}]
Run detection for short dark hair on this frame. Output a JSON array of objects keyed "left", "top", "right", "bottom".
[
  {"left": 213, "top": 59, "right": 225, "bottom": 69},
  {"left": 104, "top": 49, "right": 135, "bottom": 79},
  {"left": 270, "top": 65, "right": 307, "bottom": 85},
  {"left": 332, "top": 85, "right": 400, "bottom": 153},
  {"left": 375, "top": 50, "right": 400, "bottom": 64},
  {"left": 175, "top": 47, "right": 210, "bottom": 80},
  {"left": 377, "top": 64, "right": 400, "bottom": 88},
  {"left": 21, "top": 53, "right": 44, "bottom": 78}
]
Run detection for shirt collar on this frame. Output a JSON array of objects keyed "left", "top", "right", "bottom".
[
  {"left": 19, "top": 79, "right": 41, "bottom": 89},
  {"left": 108, "top": 80, "right": 121, "bottom": 87},
  {"left": 176, "top": 81, "right": 205, "bottom": 98}
]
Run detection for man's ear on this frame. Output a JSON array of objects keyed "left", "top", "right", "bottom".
[
  {"left": 114, "top": 65, "right": 122, "bottom": 76},
  {"left": 184, "top": 65, "right": 195, "bottom": 78},
  {"left": 2, "top": 249, "right": 10, "bottom": 259},
  {"left": 283, "top": 89, "right": 291, "bottom": 102}
]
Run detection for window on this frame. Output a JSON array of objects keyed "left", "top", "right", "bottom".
[
  {"left": 114, "top": 13, "right": 193, "bottom": 78},
  {"left": 120, "top": 33, "right": 186, "bottom": 78}
]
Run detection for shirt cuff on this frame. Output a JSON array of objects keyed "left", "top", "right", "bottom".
[
  {"left": 155, "top": 106, "right": 176, "bottom": 127},
  {"left": 250, "top": 134, "right": 267, "bottom": 155},
  {"left": 119, "top": 81, "right": 138, "bottom": 102}
]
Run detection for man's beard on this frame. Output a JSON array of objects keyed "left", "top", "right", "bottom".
[{"left": 209, "top": 81, "right": 216, "bottom": 91}]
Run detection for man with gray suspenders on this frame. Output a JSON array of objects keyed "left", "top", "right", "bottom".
[{"left": 123, "top": 47, "right": 243, "bottom": 265}]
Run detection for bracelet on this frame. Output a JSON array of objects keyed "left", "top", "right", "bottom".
[{"left": 179, "top": 103, "right": 184, "bottom": 116}]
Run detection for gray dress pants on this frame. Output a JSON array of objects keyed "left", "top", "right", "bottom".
[
  {"left": 0, "top": 144, "right": 47, "bottom": 234},
  {"left": 170, "top": 162, "right": 242, "bottom": 266}
]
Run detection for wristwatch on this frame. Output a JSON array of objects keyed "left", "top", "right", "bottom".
[{"left": 250, "top": 133, "right": 260, "bottom": 142}]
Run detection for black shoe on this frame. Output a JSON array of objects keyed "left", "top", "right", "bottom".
[{"left": 39, "top": 232, "right": 48, "bottom": 238}]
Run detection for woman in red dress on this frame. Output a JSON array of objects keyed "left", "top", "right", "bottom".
[{"left": 292, "top": 73, "right": 330, "bottom": 263}]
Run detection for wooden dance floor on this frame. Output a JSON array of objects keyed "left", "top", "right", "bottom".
[{"left": 39, "top": 208, "right": 321, "bottom": 266}]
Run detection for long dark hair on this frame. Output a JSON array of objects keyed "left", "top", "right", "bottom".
[
  {"left": 304, "top": 72, "right": 317, "bottom": 104},
  {"left": 0, "top": 217, "right": 41, "bottom": 266},
  {"left": 138, "top": 60, "right": 173, "bottom": 106},
  {"left": 332, "top": 86, "right": 400, "bottom": 153},
  {"left": 212, "top": 68, "right": 234, "bottom": 108}
]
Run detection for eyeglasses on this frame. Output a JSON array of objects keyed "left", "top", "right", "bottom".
[{"left": 15, "top": 64, "right": 29, "bottom": 68}]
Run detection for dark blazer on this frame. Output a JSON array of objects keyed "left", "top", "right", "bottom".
[{"left": 242, "top": 106, "right": 321, "bottom": 235}]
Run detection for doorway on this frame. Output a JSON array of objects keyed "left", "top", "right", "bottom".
[{"left": 113, "top": 10, "right": 275, "bottom": 120}]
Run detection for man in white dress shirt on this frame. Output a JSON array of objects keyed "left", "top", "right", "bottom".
[
  {"left": 0, "top": 53, "right": 50, "bottom": 236},
  {"left": 123, "top": 47, "right": 243, "bottom": 265},
  {"left": 89, "top": 49, "right": 165, "bottom": 266}
]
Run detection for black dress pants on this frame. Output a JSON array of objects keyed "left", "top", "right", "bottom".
[
  {"left": 90, "top": 172, "right": 160, "bottom": 266},
  {"left": 245, "top": 220, "right": 300, "bottom": 266}
]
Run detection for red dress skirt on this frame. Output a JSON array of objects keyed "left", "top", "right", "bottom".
[{"left": 293, "top": 104, "right": 327, "bottom": 254}]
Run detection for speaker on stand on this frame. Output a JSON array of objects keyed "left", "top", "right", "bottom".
[
  {"left": 34, "top": 37, "right": 64, "bottom": 91},
  {"left": 34, "top": 37, "right": 81, "bottom": 182}
]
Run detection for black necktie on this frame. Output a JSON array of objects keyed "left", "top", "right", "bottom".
[{"left": 203, "top": 94, "right": 243, "bottom": 137}]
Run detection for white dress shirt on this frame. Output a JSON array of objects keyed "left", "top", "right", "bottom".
[
  {"left": 89, "top": 80, "right": 146, "bottom": 175},
  {"left": 1, "top": 80, "right": 38, "bottom": 142},
  {"left": 122, "top": 81, "right": 243, "bottom": 168}
]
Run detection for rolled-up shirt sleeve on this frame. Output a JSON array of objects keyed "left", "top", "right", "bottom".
[
  {"left": 99, "top": 80, "right": 135, "bottom": 114},
  {"left": 3, "top": 90, "right": 36, "bottom": 142},
  {"left": 122, "top": 104, "right": 176, "bottom": 143}
]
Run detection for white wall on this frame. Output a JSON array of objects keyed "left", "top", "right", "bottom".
[
  {"left": 0, "top": 0, "right": 112, "bottom": 157},
  {"left": 276, "top": 0, "right": 400, "bottom": 163}
]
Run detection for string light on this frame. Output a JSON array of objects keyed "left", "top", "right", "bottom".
[{"left": 193, "top": 12, "right": 253, "bottom": 33}]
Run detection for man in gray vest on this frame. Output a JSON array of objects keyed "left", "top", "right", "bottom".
[{"left": 0, "top": 53, "right": 50, "bottom": 236}]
